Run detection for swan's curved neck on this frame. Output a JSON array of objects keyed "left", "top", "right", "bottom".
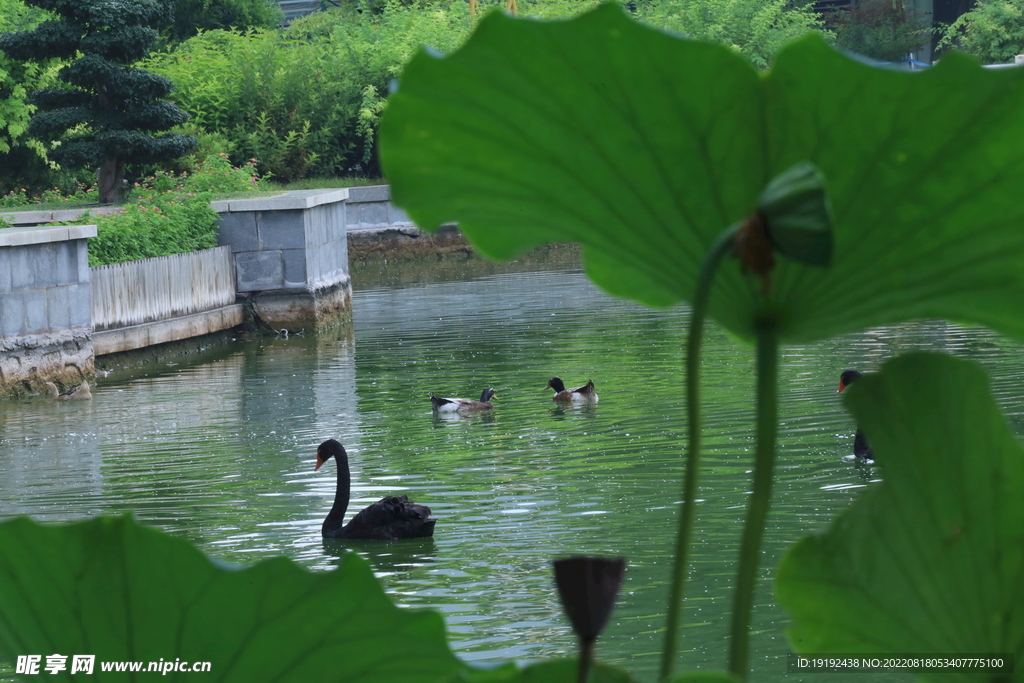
[{"left": 323, "top": 453, "right": 351, "bottom": 535}]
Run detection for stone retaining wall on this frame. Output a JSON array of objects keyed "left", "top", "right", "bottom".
[
  {"left": 344, "top": 185, "right": 471, "bottom": 263},
  {"left": 212, "top": 189, "right": 352, "bottom": 330},
  {"left": 0, "top": 185, "right": 469, "bottom": 397},
  {"left": 0, "top": 225, "right": 96, "bottom": 398}
]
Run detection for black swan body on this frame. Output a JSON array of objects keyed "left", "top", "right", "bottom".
[
  {"left": 430, "top": 387, "right": 496, "bottom": 413},
  {"left": 546, "top": 377, "right": 598, "bottom": 402},
  {"left": 315, "top": 439, "right": 436, "bottom": 540},
  {"left": 837, "top": 370, "right": 874, "bottom": 460}
]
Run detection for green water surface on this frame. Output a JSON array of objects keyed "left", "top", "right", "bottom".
[{"left": 2, "top": 248, "right": 1023, "bottom": 681}]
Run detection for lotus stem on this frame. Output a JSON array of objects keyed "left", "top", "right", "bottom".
[
  {"left": 728, "top": 323, "right": 779, "bottom": 679},
  {"left": 660, "top": 226, "right": 738, "bottom": 682},
  {"left": 578, "top": 639, "right": 594, "bottom": 683}
]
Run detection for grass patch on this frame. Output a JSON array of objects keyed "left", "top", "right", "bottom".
[
  {"left": 0, "top": 176, "right": 383, "bottom": 215},
  {"left": 269, "top": 176, "right": 385, "bottom": 191}
]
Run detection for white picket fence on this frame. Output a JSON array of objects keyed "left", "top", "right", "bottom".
[{"left": 90, "top": 246, "right": 236, "bottom": 331}]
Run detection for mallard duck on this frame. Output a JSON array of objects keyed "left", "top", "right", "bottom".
[
  {"left": 315, "top": 439, "right": 436, "bottom": 540},
  {"left": 837, "top": 370, "right": 873, "bottom": 460},
  {"left": 430, "top": 387, "right": 496, "bottom": 413},
  {"left": 44, "top": 380, "right": 92, "bottom": 401},
  {"left": 546, "top": 377, "right": 598, "bottom": 402}
]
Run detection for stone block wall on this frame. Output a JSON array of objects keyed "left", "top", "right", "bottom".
[
  {"left": 345, "top": 185, "right": 414, "bottom": 230},
  {"left": 344, "top": 185, "right": 471, "bottom": 263},
  {"left": 0, "top": 225, "right": 97, "bottom": 398},
  {"left": 212, "top": 189, "right": 352, "bottom": 330}
]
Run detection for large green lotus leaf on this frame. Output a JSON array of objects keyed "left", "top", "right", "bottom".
[
  {"left": 457, "top": 658, "right": 638, "bottom": 683},
  {"left": 0, "top": 515, "right": 463, "bottom": 682},
  {"left": 666, "top": 671, "right": 741, "bottom": 683},
  {"left": 380, "top": 5, "right": 1024, "bottom": 345},
  {"left": 776, "top": 353, "right": 1024, "bottom": 678}
]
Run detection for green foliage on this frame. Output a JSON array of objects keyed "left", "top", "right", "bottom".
[
  {"left": 5, "top": 7, "right": 1024, "bottom": 683},
  {"left": 632, "top": 0, "right": 827, "bottom": 68},
  {"left": 938, "top": 0, "right": 1024, "bottom": 64},
  {"left": 165, "top": 151, "right": 262, "bottom": 193},
  {"left": 0, "top": 56, "right": 35, "bottom": 153},
  {"left": 0, "top": 180, "right": 97, "bottom": 208},
  {"left": 777, "top": 353, "right": 1024, "bottom": 666},
  {"left": 84, "top": 153, "right": 262, "bottom": 266},
  {"left": 382, "top": 10, "right": 1024, "bottom": 678},
  {"left": 153, "top": 121, "right": 235, "bottom": 174},
  {"left": 380, "top": 5, "right": 1024, "bottom": 346},
  {"left": 83, "top": 191, "right": 219, "bottom": 266},
  {"left": 827, "top": 0, "right": 932, "bottom": 62},
  {"left": 482, "top": 659, "right": 640, "bottom": 683},
  {"left": 144, "top": 27, "right": 355, "bottom": 181},
  {"left": 0, "top": 514, "right": 465, "bottom": 682},
  {"left": 0, "top": 0, "right": 58, "bottom": 181},
  {"left": 242, "top": 111, "right": 320, "bottom": 180},
  {"left": 0, "top": 0, "right": 51, "bottom": 32},
  {"left": 0, "top": 0, "right": 195, "bottom": 203},
  {"left": 0, "top": 513, "right": 645, "bottom": 682},
  {"left": 145, "top": 3, "right": 473, "bottom": 181},
  {"left": 665, "top": 674, "right": 741, "bottom": 683},
  {"left": 141, "top": 0, "right": 829, "bottom": 182},
  {"left": 163, "top": 0, "right": 283, "bottom": 44}
]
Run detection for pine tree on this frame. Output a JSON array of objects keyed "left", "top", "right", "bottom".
[{"left": 0, "top": 0, "right": 196, "bottom": 203}]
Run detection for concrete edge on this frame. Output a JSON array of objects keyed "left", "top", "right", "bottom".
[
  {"left": 2, "top": 208, "right": 121, "bottom": 226},
  {"left": 94, "top": 303, "right": 245, "bottom": 356},
  {"left": 0, "top": 224, "right": 97, "bottom": 247},
  {"left": 213, "top": 188, "right": 349, "bottom": 213},
  {"left": 1, "top": 210, "right": 53, "bottom": 225},
  {"left": 345, "top": 185, "right": 391, "bottom": 203},
  {"left": 51, "top": 207, "right": 120, "bottom": 222}
]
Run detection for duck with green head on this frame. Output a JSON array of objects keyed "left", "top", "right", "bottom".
[
  {"left": 430, "top": 387, "right": 496, "bottom": 413},
  {"left": 546, "top": 377, "right": 597, "bottom": 403}
]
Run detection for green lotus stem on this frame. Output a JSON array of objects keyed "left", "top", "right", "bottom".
[
  {"left": 660, "top": 226, "right": 739, "bottom": 682},
  {"left": 728, "top": 323, "right": 779, "bottom": 679}
]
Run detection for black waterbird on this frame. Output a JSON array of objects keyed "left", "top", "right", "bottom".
[{"left": 315, "top": 439, "right": 436, "bottom": 540}]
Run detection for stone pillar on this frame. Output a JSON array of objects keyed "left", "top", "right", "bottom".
[
  {"left": 0, "top": 224, "right": 97, "bottom": 398},
  {"left": 213, "top": 189, "right": 352, "bottom": 330}
]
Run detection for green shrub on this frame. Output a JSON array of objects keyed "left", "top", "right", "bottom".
[
  {"left": 828, "top": 0, "right": 931, "bottom": 62},
  {"left": 632, "top": 0, "right": 828, "bottom": 68},
  {"left": 938, "top": 0, "right": 1024, "bottom": 63},
  {"left": 0, "top": 0, "right": 64, "bottom": 195},
  {"left": 163, "top": 0, "right": 284, "bottom": 44},
  {"left": 29, "top": 153, "right": 264, "bottom": 266},
  {"left": 148, "top": 1, "right": 618, "bottom": 181},
  {"left": 0, "top": 181, "right": 98, "bottom": 209},
  {"left": 167, "top": 152, "right": 263, "bottom": 194},
  {"left": 145, "top": 27, "right": 360, "bottom": 181},
  {"left": 144, "top": 0, "right": 828, "bottom": 182},
  {"left": 84, "top": 193, "right": 219, "bottom": 267}
]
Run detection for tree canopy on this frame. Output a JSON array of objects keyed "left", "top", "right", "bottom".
[{"left": 0, "top": 0, "right": 195, "bottom": 203}]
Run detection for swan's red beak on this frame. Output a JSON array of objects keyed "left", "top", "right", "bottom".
[
  {"left": 314, "top": 453, "right": 324, "bottom": 471},
  {"left": 837, "top": 378, "right": 848, "bottom": 394}
]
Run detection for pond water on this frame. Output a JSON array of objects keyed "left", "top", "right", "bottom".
[{"left": 2, "top": 246, "right": 1023, "bottom": 681}]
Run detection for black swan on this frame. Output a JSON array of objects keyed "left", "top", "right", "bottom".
[
  {"left": 430, "top": 387, "right": 496, "bottom": 413},
  {"left": 546, "top": 377, "right": 598, "bottom": 402},
  {"left": 837, "top": 370, "right": 873, "bottom": 460},
  {"left": 315, "top": 439, "right": 436, "bottom": 540},
  {"left": 44, "top": 380, "right": 92, "bottom": 400}
]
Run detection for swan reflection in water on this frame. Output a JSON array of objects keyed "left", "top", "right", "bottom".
[{"left": 321, "top": 536, "right": 438, "bottom": 575}]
